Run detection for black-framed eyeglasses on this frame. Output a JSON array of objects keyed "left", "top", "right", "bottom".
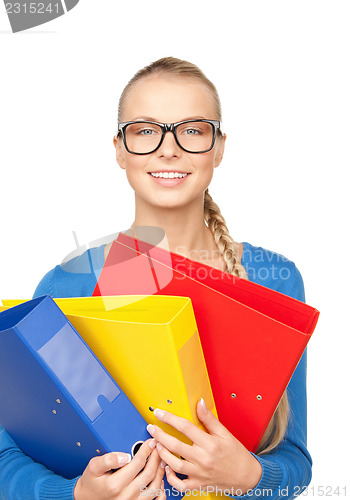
[{"left": 117, "top": 119, "right": 221, "bottom": 155}]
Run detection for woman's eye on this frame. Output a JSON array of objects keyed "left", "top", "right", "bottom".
[
  {"left": 182, "top": 128, "right": 202, "bottom": 135},
  {"left": 138, "top": 129, "right": 157, "bottom": 135}
]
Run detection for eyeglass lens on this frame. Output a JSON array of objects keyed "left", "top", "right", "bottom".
[{"left": 124, "top": 121, "right": 214, "bottom": 154}]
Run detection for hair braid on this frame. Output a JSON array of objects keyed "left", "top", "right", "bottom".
[{"left": 204, "top": 189, "right": 247, "bottom": 279}]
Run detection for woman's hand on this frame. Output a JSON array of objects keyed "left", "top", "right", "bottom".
[
  {"left": 147, "top": 399, "right": 263, "bottom": 496},
  {"left": 73, "top": 438, "right": 166, "bottom": 500}
]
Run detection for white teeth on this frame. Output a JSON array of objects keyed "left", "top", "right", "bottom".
[{"left": 150, "top": 172, "right": 188, "bottom": 179}]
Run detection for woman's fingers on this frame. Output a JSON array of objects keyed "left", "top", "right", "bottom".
[
  {"left": 139, "top": 480, "right": 166, "bottom": 500},
  {"left": 74, "top": 440, "right": 165, "bottom": 500},
  {"left": 156, "top": 442, "right": 196, "bottom": 477},
  {"left": 152, "top": 408, "right": 209, "bottom": 448},
  {"left": 130, "top": 448, "right": 163, "bottom": 495},
  {"left": 86, "top": 451, "right": 131, "bottom": 477},
  {"left": 147, "top": 422, "right": 198, "bottom": 464},
  {"left": 137, "top": 462, "right": 167, "bottom": 499},
  {"left": 164, "top": 464, "right": 190, "bottom": 492},
  {"left": 158, "top": 480, "right": 167, "bottom": 500},
  {"left": 108, "top": 438, "right": 157, "bottom": 490},
  {"left": 195, "top": 399, "right": 233, "bottom": 438}
]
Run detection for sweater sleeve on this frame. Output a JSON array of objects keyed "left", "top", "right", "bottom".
[
  {"left": 229, "top": 263, "right": 312, "bottom": 499},
  {"left": 0, "top": 426, "right": 78, "bottom": 500},
  {"left": 32, "top": 268, "right": 56, "bottom": 299}
]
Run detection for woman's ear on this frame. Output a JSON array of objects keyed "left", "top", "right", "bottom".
[
  {"left": 214, "top": 132, "right": 226, "bottom": 168},
  {"left": 113, "top": 135, "right": 126, "bottom": 170}
]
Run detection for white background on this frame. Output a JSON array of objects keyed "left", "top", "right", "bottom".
[{"left": 0, "top": 0, "right": 349, "bottom": 497}]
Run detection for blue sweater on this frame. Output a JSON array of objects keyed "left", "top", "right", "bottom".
[{"left": 0, "top": 241, "right": 312, "bottom": 500}]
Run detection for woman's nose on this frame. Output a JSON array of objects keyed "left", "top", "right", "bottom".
[{"left": 157, "top": 130, "right": 182, "bottom": 157}]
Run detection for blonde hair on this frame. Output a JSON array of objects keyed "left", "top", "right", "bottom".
[{"left": 118, "top": 56, "right": 289, "bottom": 454}]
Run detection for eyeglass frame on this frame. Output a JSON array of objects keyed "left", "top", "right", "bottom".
[{"left": 116, "top": 119, "right": 222, "bottom": 155}]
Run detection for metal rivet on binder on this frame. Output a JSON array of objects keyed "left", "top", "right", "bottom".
[
  {"left": 149, "top": 406, "right": 154, "bottom": 411},
  {"left": 96, "top": 449, "right": 101, "bottom": 454},
  {"left": 76, "top": 442, "right": 81, "bottom": 447},
  {"left": 56, "top": 399, "right": 61, "bottom": 404},
  {"left": 231, "top": 393, "right": 237, "bottom": 398},
  {"left": 52, "top": 410, "right": 57, "bottom": 414},
  {"left": 167, "top": 399, "right": 172, "bottom": 404},
  {"left": 256, "top": 395, "right": 262, "bottom": 400}
]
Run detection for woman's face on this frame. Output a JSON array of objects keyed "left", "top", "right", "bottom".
[{"left": 114, "top": 74, "right": 226, "bottom": 210}]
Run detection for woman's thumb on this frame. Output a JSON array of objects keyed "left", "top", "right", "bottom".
[{"left": 89, "top": 452, "right": 131, "bottom": 476}]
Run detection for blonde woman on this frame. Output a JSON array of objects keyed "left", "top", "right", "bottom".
[{"left": 0, "top": 57, "right": 312, "bottom": 500}]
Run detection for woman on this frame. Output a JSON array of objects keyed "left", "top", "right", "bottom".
[{"left": 0, "top": 57, "right": 312, "bottom": 499}]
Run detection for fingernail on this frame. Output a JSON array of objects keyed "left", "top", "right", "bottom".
[
  {"left": 200, "top": 398, "right": 207, "bottom": 413},
  {"left": 160, "top": 460, "right": 166, "bottom": 469},
  {"left": 161, "top": 480, "right": 165, "bottom": 489},
  {"left": 154, "top": 408, "right": 165, "bottom": 420},
  {"left": 148, "top": 439, "right": 156, "bottom": 449},
  {"left": 156, "top": 442, "right": 163, "bottom": 452},
  {"left": 147, "top": 424, "right": 155, "bottom": 436},
  {"left": 117, "top": 453, "right": 131, "bottom": 466},
  {"left": 165, "top": 465, "right": 170, "bottom": 474}
]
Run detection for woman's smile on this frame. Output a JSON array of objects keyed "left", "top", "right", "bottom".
[{"left": 147, "top": 170, "right": 191, "bottom": 187}]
